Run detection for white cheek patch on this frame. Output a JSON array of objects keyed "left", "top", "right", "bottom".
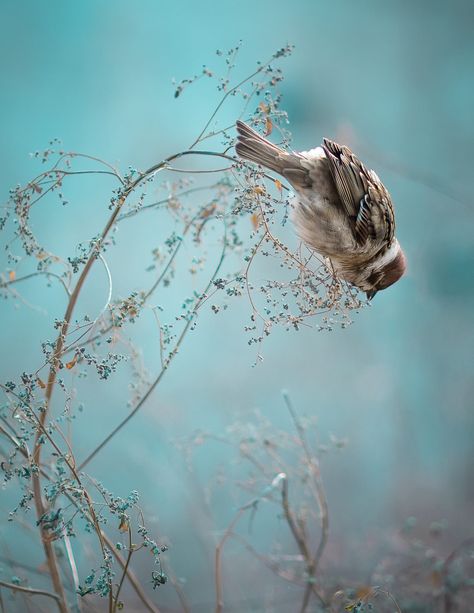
[{"left": 373, "top": 239, "right": 400, "bottom": 270}]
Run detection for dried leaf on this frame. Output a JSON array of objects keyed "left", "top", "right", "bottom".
[
  {"left": 8, "top": 270, "right": 15, "bottom": 281},
  {"left": 274, "top": 179, "right": 282, "bottom": 192},
  {"left": 250, "top": 212, "right": 261, "bottom": 231},
  {"left": 253, "top": 186, "right": 265, "bottom": 196},
  {"left": 355, "top": 586, "right": 372, "bottom": 600},
  {"left": 168, "top": 196, "right": 180, "bottom": 210},
  {"left": 200, "top": 202, "right": 217, "bottom": 219},
  {"left": 37, "top": 377, "right": 46, "bottom": 389},
  {"left": 118, "top": 516, "right": 129, "bottom": 533},
  {"left": 259, "top": 101, "right": 269, "bottom": 114},
  {"left": 264, "top": 117, "right": 273, "bottom": 136},
  {"left": 29, "top": 182, "right": 43, "bottom": 194},
  {"left": 65, "top": 355, "right": 78, "bottom": 370}
]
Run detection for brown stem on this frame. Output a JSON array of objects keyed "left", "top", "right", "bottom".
[
  {"left": 27, "top": 148, "right": 230, "bottom": 609},
  {"left": 101, "top": 532, "right": 160, "bottom": 613},
  {"left": 283, "top": 392, "right": 329, "bottom": 611},
  {"left": 30, "top": 473, "right": 69, "bottom": 612},
  {"left": 0, "top": 579, "right": 61, "bottom": 604},
  {"left": 280, "top": 477, "right": 328, "bottom": 612},
  {"left": 78, "top": 214, "right": 228, "bottom": 470},
  {"left": 112, "top": 529, "right": 133, "bottom": 613},
  {"left": 0, "top": 421, "right": 158, "bottom": 613},
  {"left": 230, "top": 532, "right": 305, "bottom": 586},
  {"left": 68, "top": 193, "right": 214, "bottom": 357},
  {"left": 31, "top": 184, "right": 132, "bottom": 612},
  {"left": 215, "top": 508, "right": 246, "bottom": 613},
  {"left": 167, "top": 571, "right": 190, "bottom": 613}
]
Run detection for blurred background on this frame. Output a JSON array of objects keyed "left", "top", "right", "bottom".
[{"left": 1, "top": 0, "right": 473, "bottom": 611}]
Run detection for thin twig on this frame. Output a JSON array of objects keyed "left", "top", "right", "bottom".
[
  {"left": 101, "top": 532, "right": 160, "bottom": 613},
  {"left": 27, "top": 147, "right": 233, "bottom": 610},
  {"left": 230, "top": 532, "right": 305, "bottom": 586},
  {"left": 214, "top": 474, "right": 288, "bottom": 613},
  {"left": 280, "top": 475, "right": 328, "bottom": 611},
  {"left": 215, "top": 507, "right": 246, "bottom": 613},
  {"left": 0, "top": 418, "right": 157, "bottom": 613},
  {"left": 190, "top": 53, "right": 281, "bottom": 149},
  {"left": 0, "top": 579, "right": 60, "bottom": 604},
  {"left": 112, "top": 529, "right": 133, "bottom": 613},
  {"left": 283, "top": 392, "right": 329, "bottom": 574},
  {"left": 62, "top": 533, "right": 82, "bottom": 612},
  {"left": 1, "top": 271, "right": 71, "bottom": 297},
  {"left": 165, "top": 566, "right": 191, "bottom": 613},
  {"left": 77, "top": 215, "right": 228, "bottom": 469}
]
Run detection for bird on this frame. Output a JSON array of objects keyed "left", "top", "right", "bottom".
[{"left": 235, "top": 120, "right": 406, "bottom": 300}]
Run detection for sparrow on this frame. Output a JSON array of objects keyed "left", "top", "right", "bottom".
[{"left": 235, "top": 120, "right": 406, "bottom": 300}]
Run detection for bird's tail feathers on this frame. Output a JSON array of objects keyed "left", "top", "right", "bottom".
[{"left": 235, "top": 120, "right": 293, "bottom": 175}]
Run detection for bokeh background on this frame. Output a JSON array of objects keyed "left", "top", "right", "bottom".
[{"left": 1, "top": 0, "right": 473, "bottom": 611}]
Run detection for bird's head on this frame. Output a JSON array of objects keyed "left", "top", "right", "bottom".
[{"left": 364, "top": 245, "right": 407, "bottom": 301}]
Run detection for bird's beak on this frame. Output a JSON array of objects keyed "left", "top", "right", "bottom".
[{"left": 366, "top": 290, "right": 377, "bottom": 301}]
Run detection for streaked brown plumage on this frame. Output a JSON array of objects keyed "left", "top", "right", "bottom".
[{"left": 235, "top": 120, "right": 406, "bottom": 299}]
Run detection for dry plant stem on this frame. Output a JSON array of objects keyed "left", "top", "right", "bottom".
[
  {"left": 230, "top": 532, "right": 306, "bottom": 587},
  {"left": 70, "top": 194, "right": 216, "bottom": 356},
  {"left": 112, "top": 529, "right": 133, "bottom": 613},
  {"left": 284, "top": 394, "right": 329, "bottom": 571},
  {"left": 167, "top": 571, "right": 190, "bottom": 613},
  {"left": 62, "top": 533, "right": 82, "bottom": 612},
  {"left": 2, "top": 384, "right": 111, "bottom": 612},
  {"left": 26, "top": 148, "right": 231, "bottom": 610},
  {"left": 117, "top": 184, "right": 217, "bottom": 221},
  {"left": 30, "top": 182, "right": 132, "bottom": 613},
  {"left": 280, "top": 477, "right": 328, "bottom": 612},
  {"left": 189, "top": 51, "right": 283, "bottom": 150},
  {"left": 283, "top": 394, "right": 329, "bottom": 612},
  {"left": 358, "top": 587, "right": 402, "bottom": 613},
  {"left": 377, "top": 589, "right": 402, "bottom": 613},
  {"left": 100, "top": 532, "right": 160, "bottom": 613},
  {"left": 215, "top": 507, "right": 246, "bottom": 613},
  {"left": 3, "top": 271, "right": 71, "bottom": 296},
  {"left": 0, "top": 423, "right": 157, "bottom": 613},
  {"left": 78, "top": 215, "right": 228, "bottom": 470},
  {"left": 2, "top": 398, "right": 163, "bottom": 613},
  {"left": 0, "top": 579, "right": 61, "bottom": 604},
  {"left": 214, "top": 479, "right": 295, "bottom": 613}
]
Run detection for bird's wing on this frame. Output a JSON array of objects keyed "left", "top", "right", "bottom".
[{"left": 322, "top": 138, "right": 395, "bottom": 245}]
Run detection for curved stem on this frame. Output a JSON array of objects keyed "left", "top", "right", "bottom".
[
  {"left": 101, "top": 532, "right": 161, "bottom": 613},
  {"left": 25, "top": 153, "right": 169, "bottom": 608},
  {"left": 78, "top": 216, "right": 228, "bottom": 470},
  {"left": 283, "top": 392, "right": 329, "bottom": 575},
  {"left": 28, "top": 148, "right": 231, "bottom": 609},
  {"left": 112, "top": 529, "right": 133, "bottom": 613},
  {"left": 0, "top": 418, "right": 158, "bottom": 613},
  {"left": 2, "top": 271, "right": 71, "bottom": 297},
  {"left": 189, "top": 54, "right": 276, "bottom": 150},
  {"left": 280, "top": 477, "right": 328, "bottom": 612},
  {"left": 0, "top": 579, "right": 61, "bottom": 604},
  {"left": 214, "top": 509, "right": 246, "bottom": 613}
]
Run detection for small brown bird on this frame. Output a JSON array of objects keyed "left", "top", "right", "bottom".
[{"left": 235, "top": 120, "right": 406, "bottom": 299}]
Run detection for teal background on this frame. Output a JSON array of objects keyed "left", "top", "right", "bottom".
[{"left": 1, "top": 0, "right": 473, "bottom": 610}]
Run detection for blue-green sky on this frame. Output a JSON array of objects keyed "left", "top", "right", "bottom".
[{"left": 1, "top": 1, "right": 473, "bottom": 610}]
